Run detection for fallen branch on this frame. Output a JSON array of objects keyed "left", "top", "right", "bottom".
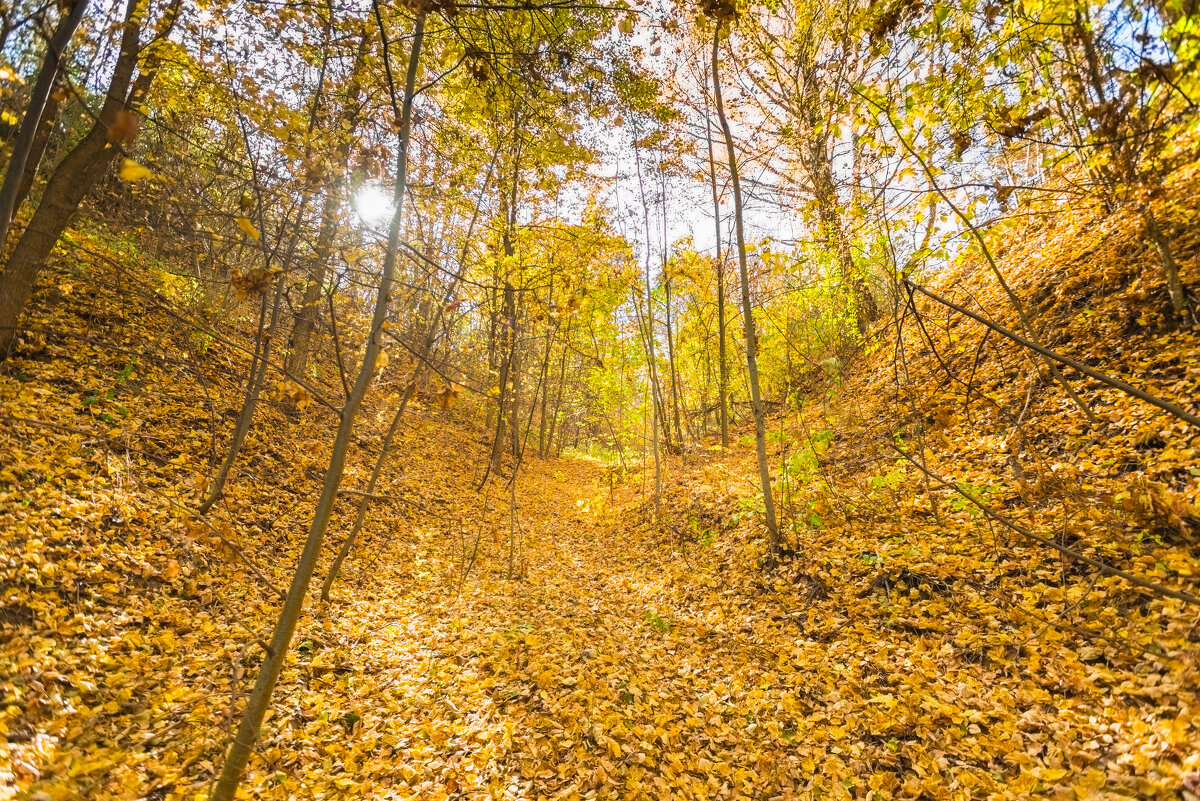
[
  {"left": 905, "top": 280, "right": 1200, "bottom": 429},
  {"left": 890, "top": 443, "right": 1200, "bottom": 608}
]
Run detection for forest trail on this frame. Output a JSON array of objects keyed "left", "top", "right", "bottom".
[
  {"left": 3, "top": 0, "right": 1200, "bottom": 796},
  {"left": 271, "top": 435, "right": 1200, "bottom": 801},
  {"left": 296, "top": 452, "right": 793, "bottom": 801},
  {"left": 2, "top": 226, "right": 1198, "bottom": 801}
]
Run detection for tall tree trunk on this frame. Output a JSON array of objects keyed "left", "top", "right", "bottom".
[
  {"left": 287, "top": 22, "right": 367, "bottom": 379},
  {"left": 545, "top": 341, "right": 569, "bottom": 457},
  {"left": 14, "top": 81, "right": 64, "bottom": 212},
  {"left": 202, "top": 17, "right": 345, "bottom": 507},
  {"left": 508, "top": 302, "right": 522, "bottom": 462},
  {"left": 197, "top": 275, "right": 284, "bottom": 514},
  {"left": 809, "top": 135, "right": 877, "bottom": 335},
  {"left": 486, "top": 279, "right": 517, "bottom": 479},
  {"left": 321, "top": 145, "right": 496, "bottom": 600},
  {"left": 712, "top": 22, "right": 780, "bottom": 552},
  {"left": 483, "top": 158, "right": 520, "bottom": 483},
  {"left": 0, "top": 0, "right": 89, "bottom": 249},
  {"left": 703, "top": 84, "right": 730, "bottom": 449},
  {"left": 536, "top": 316, "right": 555, "bottom": 458},
  {"left": 210, "top": 11, "right": 426, "bottom": 800},
  {"left": 631, "top": 129, "right": 671, "bottom": 463},
  {"left": 664, "top": 276, "right": 685, "bottom": 449},
  {"left": 287, "top": 180, "right": 341, "bottom": 378},
  {"left": 199, "top": 117, "right": 320, "bottom": 512},
  {"left": 0, "top": 0, "right": 169, "bottom": 357}
]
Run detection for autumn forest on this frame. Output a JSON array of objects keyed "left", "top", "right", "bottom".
[{"left": 0, "top": 0, "right": 1198, "bottom": 796}]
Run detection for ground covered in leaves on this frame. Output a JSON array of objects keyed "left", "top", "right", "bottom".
[{"left": 3, "top": 172, "right": 1200, "bottom": 801}]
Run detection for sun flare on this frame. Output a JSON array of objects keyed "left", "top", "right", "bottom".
[{"left": 353, "top": 184, "right": 394, "bottom": 228}]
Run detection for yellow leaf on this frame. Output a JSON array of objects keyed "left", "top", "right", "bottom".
[
  {"left": 235, "top": 216, "right": 260, "bottom": 239},
  {"left": 119, "top": 158, "right": 153, "bottom": 182}
]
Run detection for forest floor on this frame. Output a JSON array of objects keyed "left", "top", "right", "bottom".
[{"left": 3, "top": 175, "right": 1200, "bottom": 801}]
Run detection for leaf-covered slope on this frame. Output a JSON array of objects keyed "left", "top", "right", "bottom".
[
  {"left": 632, "top": 160, "right": 1200, "bottom": 798},
  {"left": 2, "top": 159, "right": 1199, "bottom": 801}
]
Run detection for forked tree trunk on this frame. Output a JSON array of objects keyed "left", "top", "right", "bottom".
[
  {"left": 0, "top": 0, "right": 88, "bottom": 248},
  {"left": 209, "top": 12, "right": 426, "bottom": 800},
  {"left": 0, "top": 0, "right": 168, "bottom": 357},
  {"left": 712, "top": 21, "right": 780, "bottom": 552}
]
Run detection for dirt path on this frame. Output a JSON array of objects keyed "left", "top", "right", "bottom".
[{"left": 289, "top": 456, "right": 825, "bottom": 800}]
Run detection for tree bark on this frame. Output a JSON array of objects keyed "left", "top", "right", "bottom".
[
  {"left": 209, "top": 12, "right": 426, "bottom": 800},
  {"left": 808, "top": 135, "right": 877, "bottom": 335},
  {"left": 0, "top": 0, "right": 89, "bottom": 250},
  {"left": 14, "top": 81, "right": 64, "bottom": 212},
  {"left": 545, "top": 340, "right": 569, "bottom": 457},
  {"left": 703, "top": 84, "right": 730, "bottom": 449},
  {"left": 664, "top": 276, "right": 685, "bottom": 448},
  {"left": 712, "top": 22, "right": 780, "bottom": 552},
  {"left": 287, "top": 177, "right": 342, "bottom": 377},
  {"left": 287, "top": 33, "right": 370, "bottom": 377},
  {"left": 0, "top": 0, "right": 163, "bottom": 357}
]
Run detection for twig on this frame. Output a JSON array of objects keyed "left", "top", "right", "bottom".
[
  {"left": 906, "top": 280, "right": 1200, "bottom": 429},
  {"left": 890, "top": 443, "right": 1200, "bottom": 607}
]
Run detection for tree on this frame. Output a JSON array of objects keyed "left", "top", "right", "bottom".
[
  {"left": 210, "top": 7, "right": 429, "bottom": 798},
  {"left": 0, "top": 0, "right": 181, "bottom": 357},
  {"left": 0, "top": 0, "right": 89, "bottom": 249},
  {"left": 709, "top": 10, "right": 781, "bottom": 553}
]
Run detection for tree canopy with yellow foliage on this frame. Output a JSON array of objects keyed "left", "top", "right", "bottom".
[{"left": 0, "top": 0, "right": 1198, "bottom": 797}]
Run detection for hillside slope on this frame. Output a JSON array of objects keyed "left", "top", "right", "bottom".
[{"left": 0, "top": 160, "right": 1198, "bottom": 801}]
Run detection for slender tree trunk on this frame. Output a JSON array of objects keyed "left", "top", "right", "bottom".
[
  {"left": 14, "top": 81, "right": 63, "bottom": 212},
  {"left": 1142, "top": 205, "right": 1188, "bottom": 319},
  {"left": 201, "top": 24, "right": 346, "bottom": 508},
  {"left": 631, "top": 130, "right": 671, "bottom": 465},
  {"left": 197, "top": 278, "right": 282, "bottom": 514},
  {"left": 288, "top": 26, "right": 367, "bottom": 378},
  {"left": 0, "top": 0, "right": 89, "bottom": 249},
  {"left": 664, "top": 276, "right": 685, "bottom": 448},
  {"left": 485, "top": 279, "right": 517, "bottom": 479},
  {"left": 321, "top": 145, "right": 496, "bottom": 599},
  {"left": 536, "top": 320, "right": 554, "bottom": 457},
  {"left": 288, "top": 177, "right": 343, "bottom": 377},
  {"left": 508, "top": 308, "right": 522, "bottom": 463},
  {"left": 703, "top": 85, "right": 730, "bottom": 448},
  {"left": 545, "top": 341, "right": 569, "bottom": 457},
  {"left": 0, "top": 13, "right": 15, "bottom": 55},
  {"left": 485, "top": 297, "right": 498, "bottom": 432},
  {"left": 200, "top": 129, "right": 316, "bottom": 512},
  {"left": 484, "top": 161, "right": 520, "bottom": 482},
  {"left": 319, "top": 382, "right": 414, "bottom": 601},
  {"left": 712, "top": 22, "right": 780, "bottom": 551},
  {"left": 210, "top": 12, "right": 425, "bottom": 801}
]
